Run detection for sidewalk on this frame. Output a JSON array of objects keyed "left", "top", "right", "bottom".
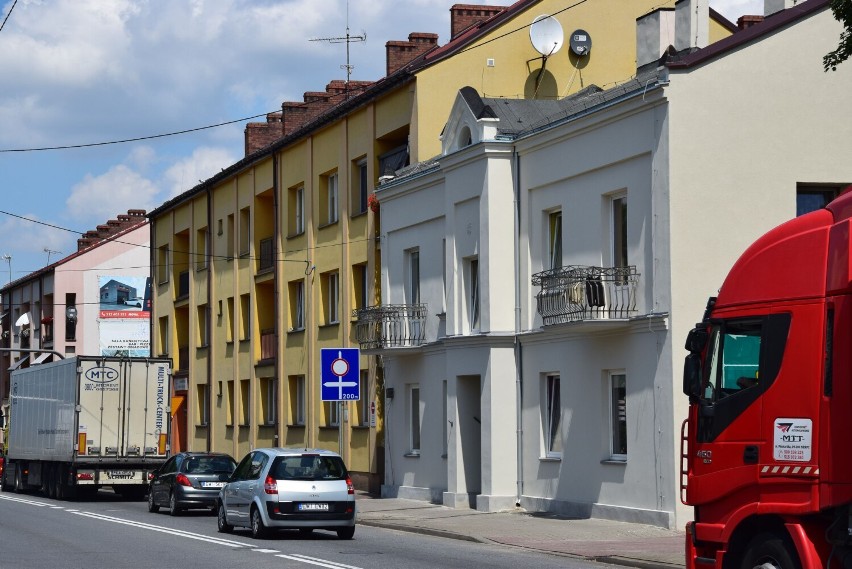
[{"left": 355, "top": 493, "right": 685, "bottom": 569}]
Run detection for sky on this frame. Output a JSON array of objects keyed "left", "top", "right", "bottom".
[{"left": 0, "top": 0, "right": 763, "bottom": 284}]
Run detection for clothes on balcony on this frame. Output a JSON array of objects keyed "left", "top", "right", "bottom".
[{"left": 585, "top": 275, "right": 605, "bottom": 307}]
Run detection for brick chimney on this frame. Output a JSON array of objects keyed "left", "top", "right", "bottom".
[
  {"left": 737, "top": 15, "right": 764, "bottom": 29},
  {"left": 450, "top": 4, "right": 506, "bottom": 39},
  {"left": 245, "top": 112, "right": 284, "bottom": 156},
  {"left": 636, "top": 8, "right": 676, "bottom": 68},
  {"left": 386, "top": 32, "right": 439, "bottom": 76},
  {"left": 675, "top": 0, "right": 709, "bottom": 51}
]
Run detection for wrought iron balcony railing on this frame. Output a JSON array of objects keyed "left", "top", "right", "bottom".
[
  {"left": 532, "top": 265, "right": 639, "bottom": 325},
  {"left": 352, "top": 303, "right": 427, "bottom": 349}
]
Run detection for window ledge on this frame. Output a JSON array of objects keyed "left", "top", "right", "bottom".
[
  {"left": 404, "top": 452, "right": 420, "bottom": 458},
  {"left": 318, "top": 220, "right": 339, "bottom": 230},
  {"left": 539, "top": 456, "right": 561, "bottom": 463},
  {"left": 287, "top": 230, "right": 305, "bottom": 239},
  {"left": 196, "top": 423, "right": 209, "bottom": 428},
  {"left": 351, "top": 210, "right": 367, "bottom": 219},
  {"left": 288, "top": 327, "right": 305, "bottom": 334},
  {"left": 319, "top": 322, "right": 340, "bottom": 328},
  {"left": 319, "top": 425, "right": 340, "bottom": 430},
  {"left": 601, "top": 459, "right": 627, "bottom": 465},
  {"left": 287, "top": 423, "right": 306, "bottom": 428},
  {"left": 351, "top": 425, "right": 370, "bottom": 430}
]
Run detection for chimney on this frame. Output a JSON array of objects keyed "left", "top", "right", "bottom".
[
  {"left": 737, "top": 15, "right": 764, "bottom": 29},
  {"left": 245, "top": 112, "right": 283, "bottom": 156},
  {"left": 636, "top": 8, "right": 676, "bottom": 68},
  {"left": 675, "top": 0, "right": 709, "bottom": 51},
  {"left": 386, "top": 32, "right": 439, "bottom": 76},
  {"left": 764, "top": 0, "right": 796, "bottom": 16},
  {"left": 450, "top": 4, "right": 506, "bottom": 39}
]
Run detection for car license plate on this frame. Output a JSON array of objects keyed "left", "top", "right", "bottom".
[
  {"left": 298, "top": 503, "right": 329, "bottom": 511},
  {"left": 201, "top": 481, "right": 225, "bottom": 488}
]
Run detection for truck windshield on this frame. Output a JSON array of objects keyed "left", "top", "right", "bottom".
[{"left": 703, "top": 320, "right": 762, "bottom": 401}]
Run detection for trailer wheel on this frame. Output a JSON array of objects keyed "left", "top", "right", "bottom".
[
  {"left": 740, "top": 532, "right": 802, "bottom": 569},
  {"left": 14, "top": 464, "right": 24, "bottom": 493}
]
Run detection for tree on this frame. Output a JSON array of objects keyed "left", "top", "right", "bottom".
[{"left": 825, "top": 0, "right": 852, "bottom": 71}]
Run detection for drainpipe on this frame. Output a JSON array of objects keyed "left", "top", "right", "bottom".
[
  {"left": 272, "top": 153, "right": 280, "bottom": 448},
  {"left": 513, "top": 146, "right": 524, "bottom": 506},
  {"left": 206, "top": 189, "right": 213, "bottom": 452}
]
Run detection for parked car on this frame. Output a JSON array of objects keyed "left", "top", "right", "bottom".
[
  {"left": 216, "top": 448, "right": 355, "bottom": 539},
  {"left": 148, "top": 452, "right": 237, "bottom": 515}
]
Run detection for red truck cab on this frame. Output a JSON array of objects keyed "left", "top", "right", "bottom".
[{"left": 682, "top": 188, "right": 852, "bottom": 569}]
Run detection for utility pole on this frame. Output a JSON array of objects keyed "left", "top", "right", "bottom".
[{"left": 310, "top": 0, "right": 366, "bottom": 95}]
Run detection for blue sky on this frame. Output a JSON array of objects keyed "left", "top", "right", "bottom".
[{"left": 0, "top": 0, "right": 762, "bottom": 283}]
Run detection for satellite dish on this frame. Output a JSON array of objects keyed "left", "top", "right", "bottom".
[
  {"left": 15, "top": 312, "right": 30, "bottom": 327},
  {"left": 570, "top": 29, "right": 592, "bottom": 56},
  {"left": 530, "top": 15, "right": 564, "bottom": 57}
]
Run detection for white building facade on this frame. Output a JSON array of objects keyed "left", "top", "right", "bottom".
[{"left": 356, "top": 0, "right": 852, "bottom": 529}]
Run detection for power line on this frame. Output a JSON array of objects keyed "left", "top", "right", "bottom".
[
  {"left": 0, "top": 0, "right": 17, "bottom": 34},
  {"left": 0, "top": 111, "right": 277, "bottom": 153}
]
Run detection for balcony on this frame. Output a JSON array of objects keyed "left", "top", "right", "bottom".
[
  {"left": 352, "top": 304, "right": 427, "bottom": 349},
  {"left": 532, "top": 265, "right": 639, "bottom": 326}
]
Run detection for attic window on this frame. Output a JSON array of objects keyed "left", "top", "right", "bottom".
[{"left": 459, "top": 126, "right": 472, "bottom": 148}]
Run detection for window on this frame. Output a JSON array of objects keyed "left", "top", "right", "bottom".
[
  {"left": 549, "top": 211, "right": 562, "bottom": 270},
  {"left": 544, "top": 374, "right": 562, "bottom": 457},
  {"left": 322, "top": 271, "right": 339, "bottom": 324},
  {"left": 158, "top": 315, "right": 168, "bottom": 356},
  {"left": 356, "top": 370, "right": 369, "bottom": 426},
  {"left": 288, "top": 375, "right": 305, "bottom": 425},
  {"left": 408, "top": 385, "right": 421, "bottom": 454},
  {"left": 704, "top": 319, "right": 763, "bottom": 400},
  {"left": 158, "top": 246, "right": 170, "bottom": 284},
  {"left": 196, "top": 304, "right": 208, "bottom": 347},
  {"left": 239, "top": 379, "right": 250, "bottom": 426},
  {"left": 406, "top": 249, "right": 420, "bottom": 304},
  {"left": 354, "top": 159, "right": 368, "bottom": 214},
  {"left": 239, "top": 207, "right": 250, "bottom": 256},
  {"left": 609, "top": 372, "right": 627, "bottom": 460},
  {"left": 260, "top": 377, "right": 277, "bottom": 425},
  {"left": 325, "top": 401, "right": 340, "bottom": 427},
  {"left": 227, "top": 214, "right": 235, "bottom": 259},
  {"left": 289, "top": 185, "right": 304, "bottom": 235},
  {"left": 469, "top": 258, "right": 480, "bottom": 331},
  {"left": 197, "top": 383, "right": 209, "bottom": 426},
  {"left": 353, "top": 264, "right": 368, "bottom": 311},
  {"left": 226, "top": 297, "right": 234, "bottom": 342},
  {"left": 196, "top": 227, "right": 208, "bottom": 271},
  {"left": 226, "top": 380, "right": 235, "bottom": 426},
  {"left": 240, "top": 293, "right": 250, "bottom": 340},
  {"left": 611, "top": 195, "right": 627, "bottom": 269},
  {"left": 797, "top": 184, "right": 843, "bottom": 216},
  {"left": 322, "top": 172, "right": 339, "bottom": 225},
  {"left": 289, "top": 280, "right": 305, "bottom": 330}
]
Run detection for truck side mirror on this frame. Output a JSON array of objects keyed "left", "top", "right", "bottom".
[
  {"left": 685, "top": 327, "right": 708, "bottom": 353},
  {"left": 683, "top": 353, "right": 703, "bottom": 398}
]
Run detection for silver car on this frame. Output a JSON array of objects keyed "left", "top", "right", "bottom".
[{"left": 216, "top": 448, "right": 356, "bottom": 539}]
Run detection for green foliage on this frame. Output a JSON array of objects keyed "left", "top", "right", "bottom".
[{"left": 825, "top": 0, "right": 852, "bottom": 71}]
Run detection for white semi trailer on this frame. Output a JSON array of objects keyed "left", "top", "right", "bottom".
[{"left": 0, "top": 356, "right": 171, "bottom": 499}]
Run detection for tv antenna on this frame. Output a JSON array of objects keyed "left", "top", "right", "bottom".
[
  {"left": 310, "top": 0, "right": 366, "bottom": 95},
  {"left": 44, "top": 247, "right": 61, "bottom": 265},
  {"left": 528, "top": 14, "right": 564, "bottom": 96}
]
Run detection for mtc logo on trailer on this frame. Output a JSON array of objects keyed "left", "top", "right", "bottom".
[{"left": 320, "top": 348, "right": 360, "bottom": 401}]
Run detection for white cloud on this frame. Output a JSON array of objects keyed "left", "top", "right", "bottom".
[
  {"left": 65, "top": 165, "right": 160, "bottom": 221},
  {"left": 162, "top": 147, "right": 239, "bottom": 198}
]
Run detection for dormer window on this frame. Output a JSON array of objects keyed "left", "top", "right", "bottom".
[{"left": 459, "top": 126, "right": 472, "bottom": 148}]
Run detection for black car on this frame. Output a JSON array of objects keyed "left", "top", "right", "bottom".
[{"left": 148, "top": 452, "right": 237, "bottom": 516}]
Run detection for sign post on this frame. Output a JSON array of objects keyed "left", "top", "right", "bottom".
[{"left": 320, "top": 348, "right": 360, "bottom": 454}]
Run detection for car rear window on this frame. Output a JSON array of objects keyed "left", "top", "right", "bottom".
[
  {"left": 270, "top": 455, "right": 347, "bottom": 481},
  {"left": 184, "top": 456, "right": 237, "bottom": 474}
]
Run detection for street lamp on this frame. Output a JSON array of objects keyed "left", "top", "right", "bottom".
[{"left": 1, "top": 254, "right": 10, "bottom": 285}]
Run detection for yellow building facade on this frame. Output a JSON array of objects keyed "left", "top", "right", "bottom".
[{"left": 149, "top": 0, "right": 732, "bottom": 491}]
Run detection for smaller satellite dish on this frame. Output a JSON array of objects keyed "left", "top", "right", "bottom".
[
  {"left": 15, "top": 312, "right": 30, "bottom": 327},
  {"left": 570, "top": 29, "right": 592, "bottom": 56},
  {"left": 530, "top": 15, "right": 564, "bottom": 57}
]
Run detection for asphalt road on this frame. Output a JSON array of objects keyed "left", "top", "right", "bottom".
[{"left": 0, "top": 490, "right": 613, "bottom": 569}]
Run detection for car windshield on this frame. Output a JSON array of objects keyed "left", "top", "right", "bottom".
[
  {"left": 183, "top": 456, "right": 237, "bottom": 474},
  {"left": 270, "top": 455, "right": 347, "bottom": 481}
]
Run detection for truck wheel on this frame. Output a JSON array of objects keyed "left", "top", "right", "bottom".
[
  {"left": 217, "top": 503, "right": 233, "bottom": 533},
  {"left": 14, "top": 464, "right": 24, "bottom": 493},
  {"left": 740, "top": 532, "right": 801, "bottom": 569},
  {"left": 147, "top": 489, "right": 160, "bottom": 513},
  {"left": 250, "top": 506, "right": 269, "bottom": 539}
]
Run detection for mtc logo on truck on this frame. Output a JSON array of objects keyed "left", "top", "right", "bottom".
[{"left": 84, "top": 366, "right": 119, "bottom": 384}]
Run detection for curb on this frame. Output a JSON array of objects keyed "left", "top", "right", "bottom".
[{"left": 358, "top": 519, "right": 483, "bottom": 543}]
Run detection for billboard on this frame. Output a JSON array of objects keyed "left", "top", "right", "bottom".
[{"left": 98, "top": 275, "right": 151, "bottom": 357}]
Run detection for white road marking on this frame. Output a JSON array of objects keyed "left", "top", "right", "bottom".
[
  {"left": 71, "top": 511, "right": 253, "bottom": 548},
  {"left": 278, "top": 553, "right": 365, "bottom": 569},
  {"left": 252, "top": 548, "right": 281, "bottom": 553},
  {"left": 0, "top": 495, "right": 50, "bottom": 507}
]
